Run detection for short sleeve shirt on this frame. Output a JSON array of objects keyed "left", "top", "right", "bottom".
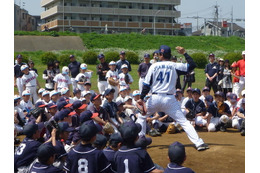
[
  {"left": 68, "top": 61, "right": 81, "bottom": 78},
  {"left": 30, "top": 162, "right": 65, "bottom": 173},
  {"left": 53, "top": 73, "right": 71, "bottom": 89},
  {"left": 164, "top": 163, "right": 195, "bottom": 173},
  {"left": 207, "top": 101, "right": 231, "bottom": 117},
  {"left": 138, "top": 63, "right": 152, "bottom": 78},
  {"left": 118, "top": 73, "right": 133, "bottom": 86},
  {"left": 21, "top": 71, "right": 38, "bottom": 87},
  {"left": 205, "top": 62, "right": 219, "bottom": 77}
]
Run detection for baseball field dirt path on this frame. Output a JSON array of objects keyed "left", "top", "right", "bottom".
[{"left": 147, "top": 128, "right": 245, "bottom": 173}]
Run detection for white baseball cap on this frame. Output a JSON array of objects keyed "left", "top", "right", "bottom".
[
  {"left": 124, "top": 96, "right": 133, "bottom": 102},
  {"left": 82, "top": 90, "right": 92, "bottom": 97},
  {"left": 60, "top": 87, "right": 69, "bottom": 95},
  {"left": 20, "top": 65, "right": 28, "bottom": 71},
  {"left": 133, "top": 90, "right": 141, "bottom": 97},
  {"left": 50, "top": 90, "right": 59, "bottom": 97},
  {"left": 14, "top": 95, "right": 21, "bottom": 100},
  {"left": 242, "top": 51, "right": 245, "bottom": 55},
  {"left": 22, "top": 90, "right": 31, "bottom": 96},
  {"left": 62, "top": 66, "right": 69, "bottom": 75},
  {"left": 80, "top": 63, "right": 88, "bottom": 70},
  {"left": 119, "top": 86, "right": 127, "bottom": 92},
  {"left": 38, "top": 88, "right": 46, "bottom": 94},
  {"left": 109, "top": 61, "right": 116, "bottom": 65},
  {"left": 42, "top": 90, "right": 50, "bottom": 97},
  {"left": 121, "top": 64, "right": 128, "bottom": 69}
]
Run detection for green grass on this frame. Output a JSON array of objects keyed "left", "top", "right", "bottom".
[{"left": 14, "top": 63, "right": 207, "bottom": 96}]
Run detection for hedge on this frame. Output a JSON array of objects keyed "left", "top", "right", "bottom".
[
  {"left": 40, "top": 52, "right": 58, "bottom": 65},
  {"left": 82, "top": 51, "right": 98, "bottom": 64},
  {"left": 223, "top": 52, "right": 242, "bottom": 64},
  {"left": 58, "top": 54, "right": 71, "bottom": 66},
  {"left": 125, "top": 51, "right": 140, "bottom": 64},
  {"left": 190, "top": 52, "right": 208, "bottom": 69},
  {"left": 104, "top": 51, "right": 120, "bottom": 63}
]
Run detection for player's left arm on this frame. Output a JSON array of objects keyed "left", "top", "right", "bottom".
[{"left": 176, "top": 46, "right": 197, "bottom": 71}]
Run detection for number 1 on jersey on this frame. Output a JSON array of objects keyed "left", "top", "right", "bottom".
[
  {"left": 124, "top": 159, "right": 130, "bottom": 173},
  {"left": 156, "top": 71, "right": 170, "bottom": 83}
]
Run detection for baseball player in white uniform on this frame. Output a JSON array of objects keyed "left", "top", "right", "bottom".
[
  {"left": 106, "top": 61, "right": 120, "bottom": 101},
  {"left": 137, "top": 45, "right": 209, "bottom": 151},
  {"left": 75, "top": 63, "right": 93, "bottom": 91},
  {"left": 53, "top": 66, "right": 72, "bottom": 92},
  {"left": 21, "top": 65, "right": 40, "bottom": 104}
]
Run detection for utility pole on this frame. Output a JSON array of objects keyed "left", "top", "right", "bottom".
[
  {"left": 214, "top": 2, "right": 219, "bottom": 36},
  {"left": 231, "top": 6, "right": 233, "bottom": 36}
]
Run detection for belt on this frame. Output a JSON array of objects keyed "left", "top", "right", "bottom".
[
  {"left": 152, "top": 92, "right": 173, "bottom": 95},
  {"left": 27, "top": 85, "right": 36, "bottom": 87}
]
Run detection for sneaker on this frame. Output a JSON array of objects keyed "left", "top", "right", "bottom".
[
  {"left": 154, "top": 129, "right": 161, "bottom": 136},
  {"left": 196, "top": 143, "right": 209, "bottom": 151},
  {"left": 148, "top": 129, "right": 157, "bottom": 137},
  {"left": 240, "top": 129, "right": 245, "bottom": 136},
  {"left": 220, "top": 126, "right": 226, "bottom": 132}
]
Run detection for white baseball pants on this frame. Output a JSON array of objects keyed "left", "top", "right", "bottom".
[
  {"left": 98, "top": 81, "right": 108, "bottom": 94},
  {"left": 232, "top": 82, "right": 240, "bottom": 98},
  {"left": 16, "top": 78, "right": 24, "bottom": 97},
  {"left": 71, "top": 78, "right": 77, "bottom": 90},
  {"left": 146, "top": 94, "right": 204, "bottom": 147},
  {"left": 26, "top": 86, "right": 38, "bottom": 104},
  {"left": 139, "top": 77, "right": 145, "bottom": 92}
]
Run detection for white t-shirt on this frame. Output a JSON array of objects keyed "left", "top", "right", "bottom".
[
  {"left": 106, "top": 70, "right": 119, "bottom": 87},
  {"left": 75, "top": 72, "right": 93, "bottom": 91},
  {"left": 118, "top": 73, "right": 133, "bottom": 86},
  {"left": 20, "top": 100, "right": 34, "bottom": 111},
  {"left": 144, "top": 61, "right": 188, "bottom": 95},
  {"left": 53, "top": 73, "right": 71, "bottom": 90},
  {"left": 21, "top": 71, "right": 38, "bottom": 87}
]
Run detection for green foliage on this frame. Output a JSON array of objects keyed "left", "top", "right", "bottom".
[
  {"left": 190, "top": 52, "right": 208, "bottom": 69},
  {"left": 50, "top": 31, "right": 59, "bottom": 37},
  {"left": 104, "top": 51, "right": 120, "bottom": 63},
  {"left": 40, "top": 52, "right": 58, "bottom": 65},
  {"left": 58, "top": 54, "right": 71, "bottom": 66},
  {"left": 223, "top": 52, "right": 242, "bottom": 64},
  {"left": 125, "top": 51, "right": 140, "bottom": 64},
  {"left": 82, "top": 51, "right": 98, "bottom": 64},
  {"left": 14, "top": 53, "right": 29, "bottom": 64}
]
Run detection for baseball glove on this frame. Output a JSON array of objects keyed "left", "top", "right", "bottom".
[
  {"left": 108, "top": 78, "right": 118, "bottom": 86},
  {"left": 125, "top": 74, "right": 130, "bottom": 84},
  {"left": 103, "top": 122, "right": 114, "bottom": 134},
  {"left": 186, "top": 109, "right": 196, "bottom": 121},
  {"left": 79, "top": 75, "right": 86, "bottom": 83},
  {"left": 166, "top": 123, "right": 176, "bottom": 134},
  {"left": 135, "top": 101, "right": 147, "bottom": 115},
  {"left": 217, "top": 101, "right": 226, "bottom": 114}
]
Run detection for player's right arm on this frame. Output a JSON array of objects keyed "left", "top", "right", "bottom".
[{"left": 140, "top": 64, "right": 154, "bottom": 101}]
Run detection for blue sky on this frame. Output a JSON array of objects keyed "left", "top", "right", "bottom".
[{"left": 14, "top": 0, "right": 245, "bottom": 30}]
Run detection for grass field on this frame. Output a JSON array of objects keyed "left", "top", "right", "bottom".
[{"left": 14, "top": 63, "right": 207, "bottom": 95}]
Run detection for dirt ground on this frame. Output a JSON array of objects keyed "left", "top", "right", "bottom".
[{"left": 147, "top": 128, "right": 245, "bottom": 173}]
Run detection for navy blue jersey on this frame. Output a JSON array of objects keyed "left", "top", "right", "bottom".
[
  {"left": 14, "top": 62, "right": 26, "bottom": 78},
  {"left": 52, "top": 140, "right": 67, "bottom": 160},
  {"left": 72, "top": 113, "right": 80, "bottom": 127},
  {"left": 68, "top": 61, "right": 81, "bottom": 78},
  {"left": 185, "top": 99, "right": 206, "bottom": 114},
  {"left": 164, "top": 163, "right": 195, "bottom": 173},
  {"left": 207, "top": 101, "right": 231, "bottom": 117},
  {"left": 30, "top": 162, "right": 65, "bottom": 173},
  {"left": 204, "top": 62, "right": 219, "bottom": 77},
  {"left": 14, "top": 137, "right": 41, "bottom": 171},
  {"left": 103, "top": 147, "right": 117, "bottom": 172},
  {"left": 93, "top": 106, "right": 109, "bottom": 121},
  {"left": 64, "top": 143, "right": 111, "bottom": 173},
  {"left": 114, "top": 146, "right": 155, "bottom": 173},
  {"left": 116, "top": 59, "right": 132, "bottom": 74},
  {"left": 103, "top": 101, "right": 118, "bottom": 119}
]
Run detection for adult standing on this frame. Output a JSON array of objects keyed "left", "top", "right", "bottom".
[
  {"left": 222, "top": 60, "right": 233, "bottom": 98},
  {"left": 235, "top": 51, "right": 245, "bottom": 97},
  {"left": 116, "top": 51, "right": 132, "bottom": 74},
  {"left": 138, "top": 45, "right": 209, "bottom": 151},
  {"left": 138, "top": 53, "right": 152, "bottom": 91},
  {"left": 14, "top": 54, "right": 27, "bottom": 97},
  {"left": 96, "top": 54, "right": 109, "bottom": 94},
  {"left": 28, "top": 60, "right": 38, "bottom": 75},
  {"left": 68, "top": 55, "right": 81, "bottom": 90},
  {"left": 42, "top": 62, "right": 56, "bottom": 91},
  {"left": 205, "top": 53, "right": 219, "bottom": 93},
  {"left": 217, "top": 58, "right": 224, "bottom": 91}
]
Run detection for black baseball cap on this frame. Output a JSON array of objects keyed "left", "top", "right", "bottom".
[
  {"left": 23, "top": 123, "right": 38, "bottom": 137},
  {"left": 104, "top": 88, "right": 115, "bottom": 96},
  {"left": 93, "top": 134, "right": 108, "bottom": 147},
  {"left": 135, "top": 135, "right": 152, "bottom": 149},
  {"left": 109, "top": 133, "right": 123, "bottom": 145},
  {"left": 192, "top": 88, "right": 201, "bottom": 95},
  {"left": 168, "top": 141, "right": 186, "bottom": 164},
  {"left": 119, "top": 121, "right": 141, "bottom": 141},
  {"left": 144, "top": 54, "right": 150, "bottom": 58},
  {"left": 37, "top": 143, "right": 56, "bottom": 160},
  {"left": 58, "top": 122, "right": 74, "bottom": 132},
  {"left": 79, "top": 120, "right": 101, "bottom": 140}
]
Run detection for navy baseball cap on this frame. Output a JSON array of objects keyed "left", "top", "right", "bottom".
[
  {"left": 23, "top": 123, "right": 38, "bottom": 137},
  {"left": 214, "top": 91, "right": 225, "bottom": 98},
  {"left": 58, "top": 97, "right": 69, "bottom": 103},
  {"left": 16, "top": 54, "right": 23, "bottom": 59},
  {"left": 159, "top": 45, "right": 171, "bottom": 54},
  {"left": 119, "top": 121, "right": 142, "bottom": 141},
  {"left": 153, "top": 50, "right": 159, "bottom": 54},
  {"left": 73, "top": 88, "right": 81, "bottom": 95},
  {"left": 144, "top": 54, "right": 150, "bottom": 58},
  {"left": 90, "top": 94, "right": 101, "bottom": 102},
  {"left": 192, "top": 88, "right": 201, "bottom": 95},
  {"left": 202, "top": 86, "right": 210, "bottom": 92},
  {"left": 37, "top": 143, "right": 56, "bottom": 159},
  {"left": 176, "top": 88, "right": 183, "bottom": 94},
  {"left": 79, "top": 120, "right": 101, "bottom": 140},
  {"left": 69, "top": 55, "right": 75, "bottom": 58},
  {"left": 98, "top": 54, "right": 105, "bottom": 59},
  {"left": 35, "top": 101, "right": 46, "bottom": 108},
  {"left": 230, "top": 94, "right": 237, "bottom": 102},
  {"left": 104, "top": 88, "right": 115, "bottom": 96},
  {"left": 47, "top": 103, "right": 57, "bottom": 109},
  {"left": 168, "top": 141, "right": 186, "bottom": 164},
  {"left": 186, "top": 87, "right": 193, "bottom": 92},
  {"left": 226, "top": 92, "right": 232, "bottom": 99},
  {"left": 135, "top": 135, "right": 152, "bottom": 149},
  {"left": 205, "top": 95, "right": 213, "bottom": 103},
  {"left": 58, "top": 122, "right": 74, "bottom": 132},
  {"left": 56, "top": 109, "right": 70, "bottom": 121},
  {"left": 84, "top": 81, "right": 91, "bottom": 86},
  {"left": 80, "top": 110, "right": 99, "bottom": 124},
  {"left": 72, "top": 100, "right": 87, "bottom": 110},
  {"left": 93, "top": 134, "right": 108, "bottom": 147},
  {"left": 120, "top": 51, "right": 126, "bottom": 55},
  {"left": 109, "top": 133, "right": 123, "bottom": 145},
  {"left": 209, "top": 53, "right": 215, "bottom": 57},
  {"left": 57, "top": 101, "right": 72, "bottom": 111}
]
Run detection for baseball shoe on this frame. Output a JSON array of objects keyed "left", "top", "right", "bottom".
[
  {"left": 148, "top": 129, "right": 157, "bottom": 137},
  {"left": 196, "top": 143, "right": 209, "bottom": 151},
  {"left": 220, "top": 125, "right": 226, "bottom": 132},
  {"left": 240, "top": 129, "right": 245, "bottom": 136},
  {"left": 154, "top": 129, "right": 162, "bottom": 136}
]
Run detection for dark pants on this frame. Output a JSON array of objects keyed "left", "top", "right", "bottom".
[
  {"left": 182, "top": 80, "right": 192, "bottom": 92},
  {"left": 205, "top": 78, "right": 218, "bottom": 93}
]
